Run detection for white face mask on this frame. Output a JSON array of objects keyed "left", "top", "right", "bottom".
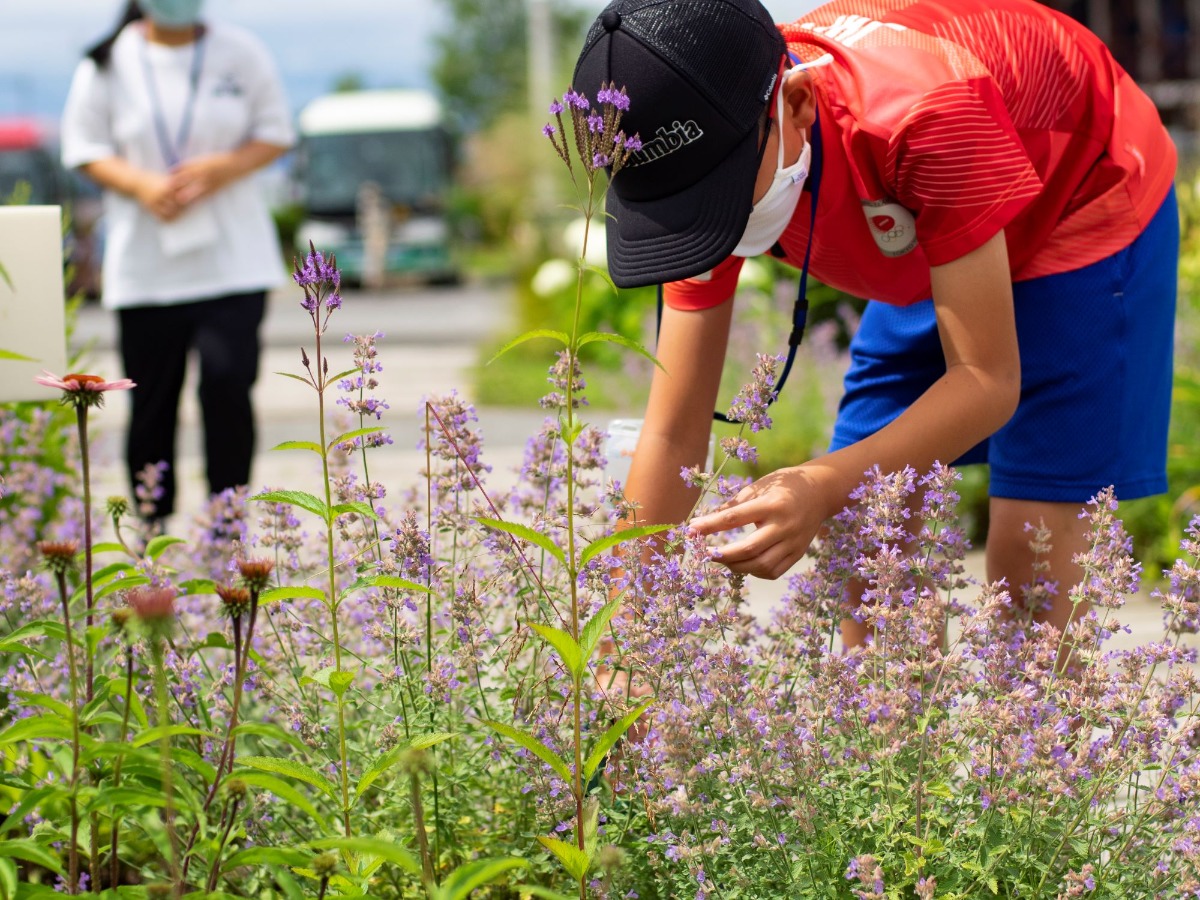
[
  {"left": 731, "top": 71, "right": 810, "bottom": 258},
  {"left": 142, "top": 0, "right": 204, "bottom": 28}
]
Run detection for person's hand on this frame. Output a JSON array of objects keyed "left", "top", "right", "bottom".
[
  {"left": 169, "top": 152, "right": 239, "bottom": 206},
  {"left": 135, "top": 171, "right": 185, "bottom": 221},
  {"left": 686, "top": 465, "right": 829, "bottom": 580}
]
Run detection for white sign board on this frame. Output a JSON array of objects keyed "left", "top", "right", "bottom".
[{"left": 0, "top": 206, "right": 69, "bottom": 403}]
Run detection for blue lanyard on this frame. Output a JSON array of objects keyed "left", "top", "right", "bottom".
[
  {"left": 654, "top": 88, "right": 823, "bottom": 425},
  {"left": 140, "top": 29, "right": 206, "bottom": 169}
]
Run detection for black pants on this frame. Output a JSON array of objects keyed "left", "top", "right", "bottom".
[{"left": 118, "top": 290, "right": 267, "bottom": 519}]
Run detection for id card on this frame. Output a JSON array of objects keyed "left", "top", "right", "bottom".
[{"left": 158, "top": 201, "right": 219, "bottom": 257}]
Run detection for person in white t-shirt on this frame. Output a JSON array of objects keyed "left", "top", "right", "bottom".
[{"left": 61, "top": 0, "right": 295, "bottom": 524}]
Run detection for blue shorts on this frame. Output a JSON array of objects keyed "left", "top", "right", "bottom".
[{"left": 830, "top": 187, "right": 1179, "bottom": 503}]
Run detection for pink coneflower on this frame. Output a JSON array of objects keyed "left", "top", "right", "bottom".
[{"left": 35, "top": 370, "right": 135, "bottom": 408}]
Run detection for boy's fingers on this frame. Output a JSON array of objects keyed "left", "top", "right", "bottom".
[{"left": 687, "top": 497, "right": 763, "bottom": 537}]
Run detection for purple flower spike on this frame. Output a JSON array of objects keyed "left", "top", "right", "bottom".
[
  {"left": 549, "top": 98, "right": 564, "bottom": 114},
  {"left": 563, "top": 89, "right": 590, "bottom": 110},
  {"left": 542, "top": 123, "right": 555, "bottom": 138},
  {"left": 587, "top": 113, "right": 604, "bottom": 134},
  {"left": 592, "top": 152, "right": 611, "bottom": 169},
  {"left": 625, "top": 133, "right": 643, "bottom": 152}
]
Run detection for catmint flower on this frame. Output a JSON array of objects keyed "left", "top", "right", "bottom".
[
  {"left": 725, "top": 353, "right": 782, "bottom": 430},
  {"left": 35, "top": 370, "right": 135, "bottom": 409}
]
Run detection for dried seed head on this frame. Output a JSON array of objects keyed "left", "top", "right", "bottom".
[
  {"left": 237, "top": 557, "right": 275, "bottom": 592},
  {"left": 311, "top": 851, "right": 338, "bottom": 877},
  {"left": 216, "top": 583, "right": 252, "bottom": 619},
  {"left": 37, "top": 540, "right": 79, "bottom": 576}
]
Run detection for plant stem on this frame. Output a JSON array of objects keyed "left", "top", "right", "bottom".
[
  {"left": 205, "top": 796, "right": 240, "bottom": 893},
  {"left": 410, "top": 770, "right": 436, "bottom": 898},
  {"left": 56, "top": 569, "right": 82, "bottom": 895},
  {"left": 75, "top": 405, "right": 96, "bottom": 705},
  {"left": 151, "top": 640, "right": 182, "bottom": 897},
  {"left": 316, "top": 327, "right": 354, "bottom": 837},
  {"left": 109, "top": 645, "right": 135, "bottom": 889}
]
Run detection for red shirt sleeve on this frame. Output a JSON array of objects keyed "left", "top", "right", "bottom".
[
  {"left": 888, "top": 77, "right": 1042, "bottom": 267},
  {"left": 662, "top": 255, "right": 745, "bottom": 310}
]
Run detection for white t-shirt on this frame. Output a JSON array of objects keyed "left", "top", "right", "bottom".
[{"left": 61, "top": 21, "right": 296, "bottom": 309}]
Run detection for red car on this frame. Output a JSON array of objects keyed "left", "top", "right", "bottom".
[{"left": 0, "top": 117, "right": 103, "bottom": 299}]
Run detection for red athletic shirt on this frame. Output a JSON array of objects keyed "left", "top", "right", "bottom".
[{"left": 665, "top": 0, "right": 1176, "bottom": 310}]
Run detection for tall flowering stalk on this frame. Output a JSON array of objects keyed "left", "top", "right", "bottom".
[
  {"left": 252, "top": 246, "right": 385, "bottom": 839},
  {"left": 479, "top": 83, "right": 661, "bottom": 899},
  {"left": 35, "top": 371, "right": 135, "bottom": 703}
]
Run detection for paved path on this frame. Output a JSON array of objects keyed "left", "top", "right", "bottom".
[{"left": 69, "top": 281, "right": 1172, "bottom": 649}]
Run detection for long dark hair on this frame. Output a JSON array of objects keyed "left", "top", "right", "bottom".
[{"left": 85, "top": 1, "right": 143, "bottom": 68}]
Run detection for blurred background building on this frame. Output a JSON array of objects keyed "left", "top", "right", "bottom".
[{"left": 1047, "top": 0, "right": 1200, "bottom": 149}]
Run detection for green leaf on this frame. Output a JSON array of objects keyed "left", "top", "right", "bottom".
[
  {"left": 260, "top": 585, "right": 327, "bottom": 605},
  {"left": 0, "top": 840, "right": 62, "bottom": 875},
  {"left": 330, "top": 669, "right": 356, "bottom": 699},
  {"left": 537, "top": 836, "right": 590, "bottom": 882},
  {"left": 222, "top": 845, "right": 310, "bottom": 872},
  {"left": 579, "top": 596, "right": 622, "bottom": 663},
  {"left": 0, "top": 620, "right": 66, "bottom": 657},
  {"left": 238, "top": 756, "right": 340, "bottom": 799},
  {"left": 0, "top": 716, "right": 72, "bottom": 747},
  {"left": 14, "top": 690, "right": 72, "bottom": 720},
  {"left": 354, "top": 732, "right": 457, "bottom": 800},
  {"left": 233, "top": 771, "right": 330, "bottom": 832},
  {"left": 583, "top": 699, "right": 654, "bottom": 780},
  {"left": 512, "top": 888, "right": 576, "bottom": 900},
  {"left": 475, "top": 517, "right": 566, "bottom": 567},
  {"left": 180, "top": 578, "right": 217, "bottom": 597},
  {"left": 482, "top": 720, "right": 572, "bottom": 783},
  {"left": 0, "top": 857, "right": 16, "bottom": 900},
  {"left": 0, "top": 787, "right": 58, "bottom": 835},
  {"left": 348, "top": 574, "right": 431, "bottom": 594},
  {"left": 86, "top": 786, "right": 169, "bottom": 813},
  {"left": 89, "top": 541, "right": 130, "bottom": 555},
  {"left": 0, "top": 349, "right": 35, "bottom": 362},
  {"left": 308, "top": 836, "right": 421, "bottom": 877},
  {"left": 96, "top": 574, "right": 149, "bottom": 601},
  {"left": 272, "top": 440, "right": 323, "bottom": 454},
  {"left": 434, "top": 857, "right": 527, "bottom": 900},
  {"left": 577, "top": 331, "right": 665, "bottom": 371},
  {"left": 131, "top": 725, "right": 213, "bottom": 748},
  {"left": 193, "top": 632, "right": 266, "bottom": 668},
  {"left": 0, "top": 260, "right": 10, "bottom": 290},
  {"left": 251, "top": 489, "right": 330, "bottom": 521},
  {"left": 232, "top": 721, "right": 309, "bottom": 754},
  {"left": 579, "top": 523, "right": 672, "bottom": 569},
  {"left": 272, "top": 370, "right": 316, "bottom": 385},
  {"left": 486, "top": 329, "right": 569, "bottom": 365},
  {"left": 529, "top": 623, "right": 584, "bottom": 680},
  {"left": 145, "top": 534, "right": 185, "bottom": 560},
  {"left": 328, "top": 426, "right": 383, "bottom": 450},
  {"left": 331, "top": 501, "right": 378, "bottom": 520}
]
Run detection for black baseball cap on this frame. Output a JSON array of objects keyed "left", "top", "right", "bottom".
[{"left": 573, "top": 0, "right": 786, "bottom": 288}]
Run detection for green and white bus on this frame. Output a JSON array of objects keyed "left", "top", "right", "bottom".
[{"left": 294, "top": 89, "right": 457, "bottom": 285}]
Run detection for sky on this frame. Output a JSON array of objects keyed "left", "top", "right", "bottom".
[{"left": 0, "top": 0, "right": 823, "bottom": 126}]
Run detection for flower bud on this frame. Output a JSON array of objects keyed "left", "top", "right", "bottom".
[
  {"left": 311, "top": 851, "right": 338, "bottom": 877},
  {"left": 112, "top": 607, "right": 134, "bottom": 633},
  {"left": 224, "top": 778, "right": 248, "bottom": 800},
  {"left": 106, "top": 496, "right": 130, "bottom": 519},
  {"left": 126, "top": 585, "right": 177, "bottom": 625}
]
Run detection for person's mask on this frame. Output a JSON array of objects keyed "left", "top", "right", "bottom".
[
  {"left": 732, "top": 70, "right": 810, "bottom": 258},
  {"left": 141, "top": 0, "right": 205, "bottom": 28}
]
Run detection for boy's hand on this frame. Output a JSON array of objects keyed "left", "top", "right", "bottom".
[{"left": 687, "top": 465, "right": 829, "bottom": 580}]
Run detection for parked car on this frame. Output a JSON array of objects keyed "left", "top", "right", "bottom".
[{"left": 0, "top": 117, "right": 103, "bottom": 299}]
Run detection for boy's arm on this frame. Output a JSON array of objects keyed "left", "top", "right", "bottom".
[
  {"left": 621, "top": 296, "right": 737, "bottom": 530},
  {"left": 688, "top": 229, "right": 1020, "bottom": 578}
]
